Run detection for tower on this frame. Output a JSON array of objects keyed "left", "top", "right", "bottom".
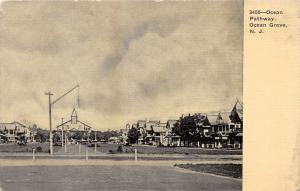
[{"left": 71, "top": 108, "right": 78, "bottom": 124}]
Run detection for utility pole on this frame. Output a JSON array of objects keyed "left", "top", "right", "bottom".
[
  {"left": 65, "top": 132, "right": 67, "bottom": 153},
  {"left": 45, "top": 91, "right": 53, "bottom": 155},
  {"left": 61, "top": 118, "right": 64, "bottom": 147},
  {"left": 64, "top": 125, "right": 67, "bottom": 153},
  {"left": 45, "top": 85, "right": 79, "bottom": 155},
  {"left": 94, "top": 131, "right": 97, "bottom": 153}
]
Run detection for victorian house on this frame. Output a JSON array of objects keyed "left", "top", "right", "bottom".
[{"left": 0, "top": 121, "right": 30, "bottom": 143}]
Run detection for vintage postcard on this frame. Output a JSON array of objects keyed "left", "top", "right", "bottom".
[{"left": 0, "top": 0, "right": 299, "bottom": 191}]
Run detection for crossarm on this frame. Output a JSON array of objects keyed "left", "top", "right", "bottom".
[{"left": 51, "top": 84, "right": 79, "bottom": 105}]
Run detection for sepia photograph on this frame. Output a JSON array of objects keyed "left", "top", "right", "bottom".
[{"left": 0, "top": 1, "right": 243, "bottom": 191}]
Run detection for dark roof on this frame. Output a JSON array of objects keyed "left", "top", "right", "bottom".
[{"left": 230, "top": 100, "right": 243, "bottom": 122}]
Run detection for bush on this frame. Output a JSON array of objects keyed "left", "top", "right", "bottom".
[
  {"left": 117, "top": 145, "right": 123, "bottom": 153},
  {"left": 36, "top": 146, "right": 43, "bottom": 153},
  {"left": 108, "top": 149, "right": 114, "bottom": 154}
]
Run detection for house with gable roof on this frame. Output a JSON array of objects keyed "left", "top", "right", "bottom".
[
  {"left": 229, "top": 100, "right": 243, "bottom": 129},
  {"left": 0, "top": 121, "right": 30, "bottom": 143},
  {"left": 229, "top": 100, "right": 243, "bottom": 148},
  {"left": 151, "top": 122, "right": 167, "bottom": 146},
  {"left": 205, "top": 100, "right": 243, "bottom": 148},
  {"left": 55, "top": 108, "right": 93, "bottom": 141},
  {"left": 165, "top": 120, "right": 180, "bottom": 146},
  {"left": 144, "top": 120, "right": 160, "bottom": 145},
  {"left": 136, "top": 120, "right": 147, "bottom": 144}
]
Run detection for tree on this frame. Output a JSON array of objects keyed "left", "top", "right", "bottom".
[
  {"left": 70, "top": 131, "right": 84, "bottom": 140},
  {"left": 15, "top": 135, "right": 27, "bottom": 145},
  {"left": 35, "top": 128, "right": 49, "bottom": 142},
  {"left": 53, "top": 133, "right": 61, "bottom": 143},
  {"left": 127, "top": 128, "right": 140, "bottom": 144},
  {"left": 139, "top": 128, "right": 147, "bottom": 142},
  {"left": 172, "top": 114, "right": 204, "bottom": 147},
  {"left": 82, "top": 133, "right": 89, "bottom": 140},
  {"left": 100, "top": 130, "right": 121, "bottom": 142},
  {"left": 89, "top": 131, "right": 104, "bottom": 141}
]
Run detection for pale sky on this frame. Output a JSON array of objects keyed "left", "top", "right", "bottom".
[{"left": 0, "top": 1, "right": 243, "bottom": 130}]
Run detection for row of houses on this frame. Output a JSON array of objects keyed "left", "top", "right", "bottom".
[
  {"left": 0, "top": 101, "right": 243, "bottom": 149},
  {"left": 0, "top": 109, "right": 93, "bottom": 144},
  {"left": 121, "top": 100, "right": 243, "bottom": 149}
]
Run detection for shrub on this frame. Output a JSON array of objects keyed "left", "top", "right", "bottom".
[
  {"left": 117, "top": 145, "right": 123, "bottom": 153},
  {"left": 36, "top": 146, "right": 42, "bottom": 153},
  {"left": 109, "top": 149, "right": 115, "bottom": 154}
]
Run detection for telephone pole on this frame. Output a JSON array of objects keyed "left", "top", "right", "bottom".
[
  {"left": 45, "top": 84, "right": 79, "bottom": 155},
  {"left": 61, "top": 118, "right": 64, "bottom": 147},
  {"left": 94, "top": 130, "right": 97, "bottom": 153},
  {"left": 45, "top": 91, "right": 54, "bottom": 155}
]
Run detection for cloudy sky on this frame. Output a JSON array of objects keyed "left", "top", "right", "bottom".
[{"left": 0, "top": 1, "right": 243, "bottom": 130}]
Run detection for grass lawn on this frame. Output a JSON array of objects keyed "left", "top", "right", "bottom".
[
  {"left": 174, "top": 163, "right": 242, "bottom": 179},
  {"left": 97, "top": 143, "right": 242, "bottom": 155},
  {"left": 0, "top": 142, "right": 60, "bottom": 153}
]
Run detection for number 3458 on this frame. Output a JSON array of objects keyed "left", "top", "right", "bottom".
[{"left": 249, "top": 10, "right": 261, "bottom": 14}]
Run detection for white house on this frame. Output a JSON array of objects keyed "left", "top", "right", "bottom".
[{"left": 0, "top": 121, "right": 30, "bottom": 143}]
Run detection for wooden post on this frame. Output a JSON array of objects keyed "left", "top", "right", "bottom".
[
  {"left": 64, "top": 133, "right": 67, "bottom": 153},
  {"left": 134, "top": 149, "right": 137, "bottom": 161},
  {"left": 32, "top": 149, "right": 35, "bottom": 160},
  {"left": 85, "top": 148, "right": 88, "bottom": 161}
]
